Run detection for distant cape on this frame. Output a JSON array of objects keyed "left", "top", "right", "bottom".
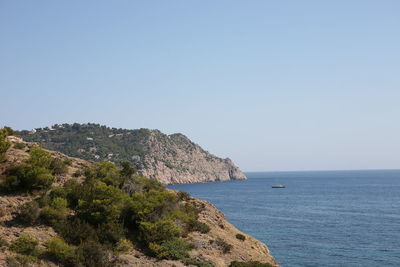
[{"left": 19, "top": 123, "right": 247, "bottom": 184}]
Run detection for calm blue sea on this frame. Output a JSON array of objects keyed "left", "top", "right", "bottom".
[{"left": 169, "top": 170, "right": 400, "bottom": 267}]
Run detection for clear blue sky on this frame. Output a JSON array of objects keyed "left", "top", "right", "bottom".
[{"left": 1, "top": 1, "right": 399, "bottom": 171}]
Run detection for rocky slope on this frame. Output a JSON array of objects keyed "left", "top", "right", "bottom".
[
  {"left": 0, "top": 136, "right": 278, "bottom": 267},
  {"left": 135, "top": 132, "right": 246, "bottom": 184},
  {"left": 19, "top": 124, "right": 247, "bottom": 184}
]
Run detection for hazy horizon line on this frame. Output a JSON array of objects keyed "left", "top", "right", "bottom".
[{"left": 244, "top": 168, "right": 400, "bottom": 173}]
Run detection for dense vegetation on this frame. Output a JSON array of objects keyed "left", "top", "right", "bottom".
[
  {"left": 1, "top": 146, "right": 62, "bottom": 193},
  {"left": 19, "top": 123, "right": 200, "bottom": 171},
  {"left": 0, "top": 127, "right": 12, "bottom": 162},
  {"left": 1, "top": 127, "right": 273, "bottom": 267},
  {"left": 0, "top": 133, "right": 212, "bottom": 266}
]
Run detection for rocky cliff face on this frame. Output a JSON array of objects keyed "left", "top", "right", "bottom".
[
  {"left": 19, "top": 124, "right": 247, "bottom": 184},
  {"left": 137, "top": 132, "right": 246, "bottom": 184}
]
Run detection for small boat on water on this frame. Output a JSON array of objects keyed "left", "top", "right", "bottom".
[{"left": 272, "top": 184, "right": 285, "bottom": 188}]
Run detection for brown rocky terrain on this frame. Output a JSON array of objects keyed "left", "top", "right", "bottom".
[
  {"left": 0, "top": 136, "right": 278, "bottom": 267},
  {"left": 138, "top": 132, "right": 247, "bottom": 184}
]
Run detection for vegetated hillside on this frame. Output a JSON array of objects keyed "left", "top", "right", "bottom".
[
  {"left": 19, "top": 123, "right": 246, "bottom": 184},
  {"left": 0, "top": 130, "right": 278, "bottom": 267}
]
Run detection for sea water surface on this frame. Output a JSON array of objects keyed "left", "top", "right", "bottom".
[{"left": 169, "top": 170, "right": 400, "bottom": 267}]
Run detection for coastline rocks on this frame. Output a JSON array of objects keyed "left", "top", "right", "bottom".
[{"left": 132, "top": 131, "right": 247, "bottom": 184}]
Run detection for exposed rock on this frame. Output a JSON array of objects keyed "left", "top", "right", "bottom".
[
  {"left": 138, "top": 132, "right": 247, "bottom": 184},
  {"left": 185, "top": 197, "right": 278, "bottom": 267}
]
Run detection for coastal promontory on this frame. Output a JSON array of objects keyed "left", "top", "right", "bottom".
[{"left": 19, "top": 123, "right": 247, "bottom": 184}]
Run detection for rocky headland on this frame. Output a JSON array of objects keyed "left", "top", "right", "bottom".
[{"left": 19, "top": 124, "right": 247, "bottom": 184}]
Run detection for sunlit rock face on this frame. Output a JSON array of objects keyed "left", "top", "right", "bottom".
[{"left": 136, "top": 132, "right": 247, "bottom": 184}]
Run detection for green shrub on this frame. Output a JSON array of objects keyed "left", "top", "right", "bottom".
[
  {"left": 63, "top": 159, "right": 73, "bottom": 166},
  {"left": 0, "top": 128, "right": 11, "bottom": 162},
  {"left": 17, "top": 201, "right": 40, "bottom": 225},
  {"left": 3, "top": 165, "right": 54, "bottom": 192},
  {"left": 13, "top": 142, "right": 25, "bottom": 150},
  {"left": 23, "top": 166, "right": 54, "bottom": 190},
  {"left": 9, "top": 234, "right": 38, "bottom": 255},
  {"left": 229, "top": 261, "right": 275, "bottom": 267},
  {"left": 49, "top": 187, "right": 70, "bottom": 200},
  {"left": 6, "top": 255, "right": 40, "bottom": 267},
  {"left": 40, "top": 197, "right": 69, "bottom": 226},
  {"left": 50, "top": 197, "right": 68, "bottom": 210},
  {"left": 50, "top": 158, "right": 68, "bottom": 175},
  {"left": 188, "top": 220, "right": 210, "bottom": 234},
  {"left": 0, "top": 174, "right": 17, "bottom": 192},
  {"left": 168, "top": 202, "right": 206, "bottom": 234},
  {"left": 148, "top": 238, "right": 193, "bottom": 260},
  {"left": 45, "top": 237, "right": 77, "bottom": 267},
  {"left": 174, "top": 202, "right": 199, "bottom": 221},
  {"left": 57, "top": 217, "right": 98, "bottom": 245},
  {"left": 139, "top": 219, "right": 181, "bottom": 244},
  {"left": 63, "top": 178, "right": 81, "bottom": 208},
  {"left": 235, "top": 233, "right": 246, "bottom": 241},
  {"left": 114, "top": 238, "right": 133, "bottom": 254},
  {"left": 119, "top": 161, "right": 136, "bottom": 180},
  {"left": 216, "top": 238, "right": 232, "bottom": 254},
  {"left": 76, "top": 240, "right": 111, "bottom": 267},
  {"left": 130, "top": 190, "right": 178, "bottom": 222},
  {"left": 85, "top": 161, "right": 121, "bottom": 187},
  {"left": 96, "top": 221, "right": 126, "bottom": 246},
  {"left": 76, "top": 181, "right": 131, "bottom": 226},
  {"left": 2, "top": 126, "right": 14, "bottom": 136},
  {"left": 36, "top": 193, "right": 50, "bottom": 208},
  {"left": 121, "top": 175, "right": 165, "bottom": 195},
  {"left": 1, "top": 146, "right": 58, "bottom": 192},
  {"left": 27, "top": 146, "right": 52, "bottom": 169}
]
